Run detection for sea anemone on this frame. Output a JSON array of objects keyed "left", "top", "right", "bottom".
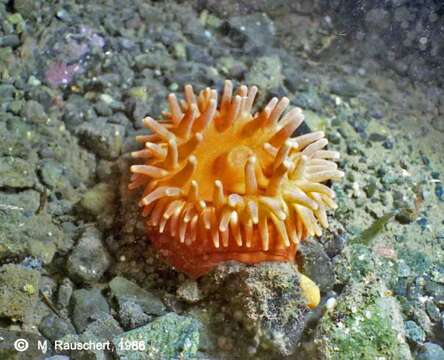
[{"left": 129, "top": 81, "right": 344, "bottom": 285}]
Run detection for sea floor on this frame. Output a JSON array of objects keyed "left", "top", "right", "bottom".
[{"left": 0, "top": 1, "right": 443, "bottom": 359}]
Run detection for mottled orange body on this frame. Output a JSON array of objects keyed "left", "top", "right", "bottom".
[{"left": 129, "top": 81, "right": 343, "bottom": 278}]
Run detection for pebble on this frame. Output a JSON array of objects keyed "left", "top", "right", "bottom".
[
  {"left": 38, "top": 313, "right": 76, "bottom": 341},
  {"left": 245, "top": 56, "right": 283, "bottom": 92},
  {"left": 66, "top": 226, "right": 111, "bottom": 283},
  {"left": 22, "top": 100, "right": 47, "bottom": 123},
  {"left": 416, "top": 342, "right": 444, "bottom": 360},
  {"left": 404, "top": 320, "right": 426, "bottom": 344},
  {"left": 425, "top": 301, "right": 441, "bottom": 322},
  {"left": 72, "top": 288, "right": 110, "bottom": 332},
  {"left": 75, "top": 119, "right": 124, "bottom": 160},
  {"left": 83, "top": 313, "right": 123, "bottom": 341},
  {"left": 298, "top": 239, "right": 335, "bottom": 292},
  {"left": 109, "top": 276, "right": 166, "bottom": 316},
  {"left": 0, "top": 34, "right": 20, "bottom": 47},
  {"left": 225, "top": 13, "right": 275, "bottom": 53},
  {"left": 176, "top": 279, "right": 202, "bottom": 303},
  {"left": 57, "top": 278, "right": 74, "bottom": 309},
  {"left": 118, "top": 301, "right": 151, "bottom": 330}
]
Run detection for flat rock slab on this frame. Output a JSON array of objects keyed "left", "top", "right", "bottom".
[
  {"left": 112, "top": 313, "right": 200, "bottom": 360},
  {"left": 109, "top": 276, "right": 166, "bottom": 316}
]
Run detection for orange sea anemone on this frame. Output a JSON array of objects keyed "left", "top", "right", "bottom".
[{"left": 129, "top": 80, "right": 344, "bottom": 280}]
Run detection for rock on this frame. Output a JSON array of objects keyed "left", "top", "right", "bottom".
[
  {"left": 308, "top": 279, "right": 412, "bottom": 359},
  {"left": 72, "top": 288, "right": 110, "bottom": 332},
  {"left": 298, "top": 239, "right": 335, "bottom": 293},
  {"left": 0, "top": 189, "right": 40, "bottom": 214},
  {"left": 413, "top": 307, "right": 434, "bottom": 337},
  {"left": 185, "top": 43, "right": 213, "bottom": 65},
  {"left": 134, "top": 44, "right": 174, "bottom": 71},
  {"left": 13, "top": 0, "right": 38, "bottom": 18},
  {"left": 405, "top": 320, "right": 426, "bottom": 344},
  {"left": 0, "top": 329, "right": 51, "bottom": 358},
  {"left": 84, "top": 313, "right": 123, "bottom": 341},
  {"left": 79, "top": 182, "right": 116, "bottom": 229},
  {"left": 177, "top": 279, "right": 202, "bottom": 304},
  {"left": 57, "top": 277, "right": 74, "bottom": 310},
  {"left": 225, "top": 13, "right": 275, "bottom": 52},
  {"left": 76, "top": 119, "right": 124, "bottom": 160},
  {"left": 112, "top": 313, "right": 200, "bottom": 360},
  {"left": 55, "top": 332, "right": 105, "bottom": 360},
  {"left": 425, "top": 300, "right": 441, "bottom": 322},
  {"left": 292, "top": 90, "right": 323, "bottom": 112},
  {"left": 365, "top": 8, "right": 390, "bottom": 30},
  {"left": 203, "top": 262, "right": 309, "bottom": 356},
  {"left": 0, "top": 264, "right": 41, "bottom": 321},
  {"left": 416, "top": 342, "right": 444, "bottom": 360},
  {"left": 245, "top": 56, "right": 283, "bottom": 95},
  {"left": 329, "top": 78, "right": 362, "bottom": 97},
  {"left": 0, "top": 34, "right": 20, "bottom": 48},
  {"left": 334, "top": 244, "right": 395, "bottom": 286},
  {"left": 66, "top": 226, "right": 111, "bottom": 283},
  {"left": 0, "top": 84, "right": 16, "bottom": 98},
  {"left": 109, "top": 276, "right": 166, "bottom": 316},
  {"left": 38, "top": 313, "right": 76, "bottom": 341},
  {"left": 22, "top": 100, "right": 47, "bottom": 123},
  {"left": 0, "top": 156, "right": 37, "bottom": 188},
  {"left": 62, "top": 94, "right": 93, "bottom": 129},
  {"left": 118, "top": 301, "right": 151, "bottom": 330},
  {"left": 424, "top": 279, "right": 444, "bottom": 306},
  {"left": 39, "top": 159, "right": 66, "bottom": 189},
  {"left": 217, "top": 56, "right": 247, "bottom": 80},
  {"left": 39, "top": 275, "right": 57, "bottom": 298}
]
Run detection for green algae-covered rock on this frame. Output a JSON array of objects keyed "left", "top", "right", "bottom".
[
  {"left": 334, "top": 243, "right": 396, "bottom": 287},
  {"left": 112, "top": 313, "right": 200, "bottom": 360},
  {"left": 245, "top": 56, "right": 283, "bottom": 93},
  {"left": 0, "top": 264, "right": 41, "bottom": 321},
  {"left": 0, "top": 156, "right": 37, "bottom": 188},
  {"left": 79, "top": 182, "right": 116, "bottom": 229},
  {"left": 0, "top": 209, "right": 64, "bottom": 263},
  {"left": 309, "top": 279, "right": 412, "bottom": 360}
]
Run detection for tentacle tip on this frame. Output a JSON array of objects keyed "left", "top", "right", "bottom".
[{"left": 188, "top": 155, "right": 197, "bottom": 164}]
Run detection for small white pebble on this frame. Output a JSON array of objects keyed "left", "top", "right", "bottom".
[{"left": 325, "top": 297, "right": 337, "bottom": 313}]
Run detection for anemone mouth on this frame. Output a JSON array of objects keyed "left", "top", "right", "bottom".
[{"left": 129, "top": 80, "right": 344, "bottom": 253}]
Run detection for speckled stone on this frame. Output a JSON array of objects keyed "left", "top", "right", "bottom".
[
  {"left": 112, "top": 313, "right": 200, "bottom": 360},
  {"left": 0, "top": 264, "right": 41, "bottom": 321},
  {"left": 66, "top": 226, "right": 111, "bottom": 283}
]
